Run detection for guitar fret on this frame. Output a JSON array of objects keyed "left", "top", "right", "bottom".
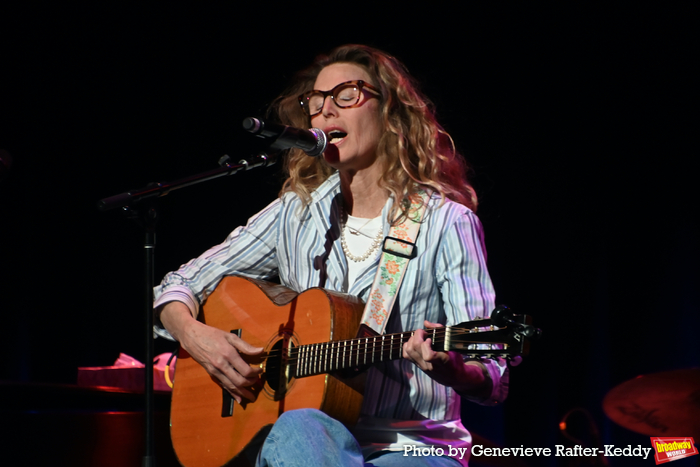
[
  {"left": 342, "top": 340, "right": 346, "bottom": 369},
  {"left": 323, "top": 342, "right": 328, "bottom": 373},
  {"left": 351, "top": 340, "right": 356, "bottom": 368},
  {"left": 320, "top": 342, "right": 324, "bottom": 373},
  {"left": 299, "top": 347, "right": 304, "bottom": 376},
  {"left": 330, "top": 342, "right": 334, "bottom": 371},
  {"left": 314, "top": 343, "right": 319, "bottom": 375},
  {"left": 306, "top": 344, "right": 311, "bottom": 376},
  {"left": 364, "top": 338, "right": 368, "bottom": 366},
  {"left": 331, "top": 341, "right": 336, "bottom": 372},
  {"left": 298, "top": 345, "right": 304, "bottom": 377},
  {"left": 344, "top": 340, "right": 349, "bottom": 370},
  {"left": 341, "top": 340, "right": 345, "bottom": 370},
  {"left": 346, "top": 340, "right": 350, "bottom": 368},
  {"left": 315, "top": 343, "right": 319, "bottom": 375},
  {"left": 380, "top": 335, "right": 385, "bottom": 361},
  {"left": 390, "top": 334, "right": 393, "bottom": 360},
  {"left": 300, "top": 345, "right": 304, "bottom": 376},
  {"left": 336, "top": 341, "right": 341, "bottom": 371},
  {"left": 308, "top": 344, "right": 313, "bottom": 375},
  {"left": 311, "top": 343, "right": 316, "bottom": 375}
]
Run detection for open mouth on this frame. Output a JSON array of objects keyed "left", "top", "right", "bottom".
[{"left": 327, "top": 130, "right": 347, "bottom": 145}]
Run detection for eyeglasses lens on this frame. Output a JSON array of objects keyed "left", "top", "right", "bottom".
[{"left": 306, "top": 83, "right": 361, "bottom": 116}]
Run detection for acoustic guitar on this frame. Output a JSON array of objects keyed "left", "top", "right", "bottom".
[{"left": 169, "top": 276, "right": 534, "bottom": 467}]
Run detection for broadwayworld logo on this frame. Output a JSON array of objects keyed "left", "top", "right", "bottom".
[{"left": 651, "top": 437, "right": 698, "bottom": 464}]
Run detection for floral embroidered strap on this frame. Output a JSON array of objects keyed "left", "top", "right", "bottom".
[{"left": 360, "top": 191, "right": 429, "bottom": 335}]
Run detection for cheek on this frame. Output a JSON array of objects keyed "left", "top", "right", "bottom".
[
  {"left": 360, "top": 117, "right": 382, "bottom": 148},
  {"left": 362, "top": 106, "right": 383, "bottom": 143}
]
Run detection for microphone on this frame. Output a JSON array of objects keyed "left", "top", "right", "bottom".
[{"left": 242, "top": 117, "right": 327, "bottom": 157}]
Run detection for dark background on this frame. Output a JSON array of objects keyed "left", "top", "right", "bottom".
[{"left": 0, "top": 3, "right": 696, "bottom": 466}]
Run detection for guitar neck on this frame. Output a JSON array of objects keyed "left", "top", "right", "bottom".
[
  {"left": 287, "top": 322, "right": 511, "bottom": 378},
  {"left": 291, "top": 330, "right": 414, "bottom": 378}
]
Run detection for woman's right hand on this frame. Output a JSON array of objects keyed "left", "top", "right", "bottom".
[{"left": 159, "top": 301, "right": 264, "bottom": 403}]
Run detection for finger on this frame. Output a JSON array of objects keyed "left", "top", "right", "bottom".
[
  {"left": 423, "top": 320, "right": 444, "bottom": 329},
  {"left": 223, "top": 336, "right": 264, "bottom": 378},
  {"left": 229, "top": 351, "right": 263, "bottom": 379},
  {"left": 403, "top": 329, "right": 426, "bottom": 359},
  {"left": 221, "top": 351, "right": 263, "bottom": 384},
  {"left": 210, "top": 365, "right": 259, "bottom": 403},
  {"left": 218, "top": 376, "right": 256, "bottom": 404},
  {"left": 228, "top": 334, "right": 265, "bottom": 356},
  {"left": 230, "top": 385, "right": 257, "bottom": 402},
  {"left": 204, "top": 343, "right": 261, "bottom": 389},
  {"left": 421, "top": 338, "right": 437, "bottom": 367}
]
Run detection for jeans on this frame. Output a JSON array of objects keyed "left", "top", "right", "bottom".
[{"left": 256, "top": 409, "right": 461, "bottom": 467}]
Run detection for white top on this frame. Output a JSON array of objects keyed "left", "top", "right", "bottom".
[{"left": 343, "top": 213, "right": 384, "bottom": 290}]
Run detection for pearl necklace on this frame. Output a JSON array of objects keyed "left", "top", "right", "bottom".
[{"left": 340, "top": 208, "right": 384, "bottom": 262}]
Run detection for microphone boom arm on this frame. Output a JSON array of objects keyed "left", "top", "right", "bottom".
[{"left": 97, "top": 152, "right": 276, "bottom": 211}]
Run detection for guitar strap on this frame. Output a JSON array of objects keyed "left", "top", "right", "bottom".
[{"left": 358, "top": 191, "right": 429, "bottom": 336}]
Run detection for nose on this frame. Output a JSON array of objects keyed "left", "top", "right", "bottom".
[{"left": 320, "top": 95, "right": 338, "bottom": 118}]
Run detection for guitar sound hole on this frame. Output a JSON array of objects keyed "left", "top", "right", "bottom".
[{"left": 263, "top": 332, "right": 297, "bottom": 400}]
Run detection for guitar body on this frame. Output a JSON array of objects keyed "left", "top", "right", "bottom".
[{"left": 170, "top": 276, "right": 367, "bottom": 467}]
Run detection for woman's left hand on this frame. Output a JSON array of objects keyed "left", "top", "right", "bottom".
[{"left": 402, "top": 320, "right": 492, "bottom": 398}]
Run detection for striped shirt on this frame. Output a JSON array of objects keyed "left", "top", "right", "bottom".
[{"left": 154, "top": 172, "right": 508, "bottom": 465}]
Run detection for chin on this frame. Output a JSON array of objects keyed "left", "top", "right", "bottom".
[{"left": 322, "top": 144, "right": 340, "bottom": 164}]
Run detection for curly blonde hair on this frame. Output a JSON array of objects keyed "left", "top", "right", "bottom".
[{"left": 269, "top": 44, "right": 477, "bottom": 223}]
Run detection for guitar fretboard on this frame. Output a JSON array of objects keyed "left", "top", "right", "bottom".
[
  {"left": 268, "top": 323, "right": 514, "bottom": 378},
  {"left": 290, "top": 330, "right": 418, "bottom": 377},
  {"left": 288, "top": 326, "right": 502, "bottom": 378}
]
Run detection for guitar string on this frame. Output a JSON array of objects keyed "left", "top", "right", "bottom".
[
  {"left": 262, "top": 348, "right": 505, "bottom": 366},
  {"left": 262, "top": 343, "right": 508, "bottom": 376},
  {"left": 283, "top": 347, "right": 508, "bottom": 375},
  {"left": 260, "top": 342, "right": 499, "bottom": 360},
  {"left": 260, "top": 342, "right": 505, "bottom": 370},
  {"left": 257, "top": 327, "right": 501, "bottom": 360}
]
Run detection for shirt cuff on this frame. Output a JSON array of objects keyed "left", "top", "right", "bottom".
[
  {"left": 461, "top": 357, "right": 509, "bottom": 406},
  {"left": 153, "top": 286, "right": 200, "bottom": 341}
]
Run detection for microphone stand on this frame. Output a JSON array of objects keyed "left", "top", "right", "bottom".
[{"left": 97, "top": 151, "right": 277, "bottom": 467}]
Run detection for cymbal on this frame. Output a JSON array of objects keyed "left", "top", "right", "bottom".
[{"left": 603, "top": 368, "right": 700, "bottom": 439}]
